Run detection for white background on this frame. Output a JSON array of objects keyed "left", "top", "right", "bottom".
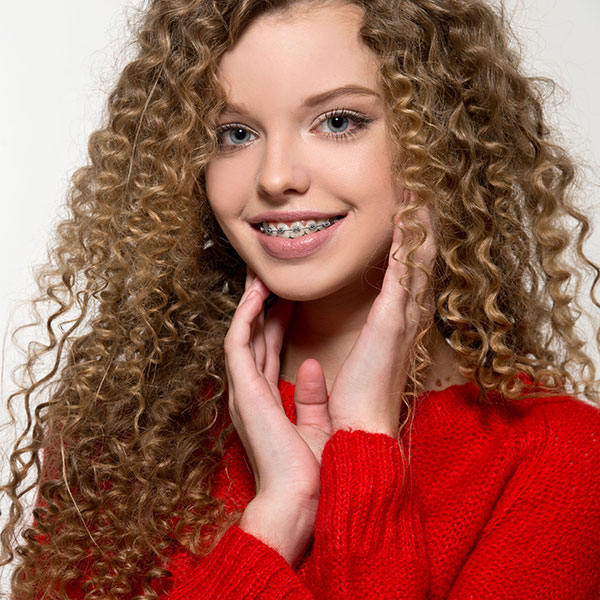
[{"left": 0, "top": 0, "right": 599, "bottom": 592}]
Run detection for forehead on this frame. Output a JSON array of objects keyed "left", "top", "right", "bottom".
[{"left": 217, "top": 3, "right": 380, "bottom": 110}]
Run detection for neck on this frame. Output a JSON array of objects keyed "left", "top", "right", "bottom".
[
  {"left": 281, "top": 266, "right": 467, "bottom": 391},
  {"left": 279, "top": 261, "right": 384, "bottom": 390},
  {"left": 279, "top": 264, "right": 467, "bottom": 393}
]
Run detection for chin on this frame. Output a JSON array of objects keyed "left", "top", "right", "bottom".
[
  {"left": 263, "top": 277, "right": 339, "bottom": 303},
  {"left": 268, "top": 285, "right": 323, "bottom": 302}
]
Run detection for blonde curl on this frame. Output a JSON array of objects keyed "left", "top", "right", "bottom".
[{"left": 1, "top": 0, "right": 598, "bottom": 597}]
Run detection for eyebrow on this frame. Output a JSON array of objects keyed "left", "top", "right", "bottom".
[
  {"left": 303, "top": 85, "right": 379, "bottom": 107},
  {"left": 222, "top": 85, "right": 379, "bottom": 115}
]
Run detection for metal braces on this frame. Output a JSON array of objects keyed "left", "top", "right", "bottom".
[{"left": 259, "top": 218, "right": 338, "bottom": 235}]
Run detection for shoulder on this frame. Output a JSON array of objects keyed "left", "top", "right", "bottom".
[
  {"left": 416, "top": 383, "right": 600, "bottom": 471},
  {"left": 517, "top": 392, "right": 600, "bottom": 434},
  {"left": 511, "top": 393, "right": 600, "bottom": 471},
  {"left": 428, "top": 380, "right": 599, "bottom": 430},
  {"left": 414, "top": 385, "right": 600, "bottom": 519},
  {"left": 482, "top": 395, "right": 600, "bottom": 553}
]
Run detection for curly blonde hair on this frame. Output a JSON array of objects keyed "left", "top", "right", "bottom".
[{"left": 2, "top": 0, "right": 598, "bottom": 597}]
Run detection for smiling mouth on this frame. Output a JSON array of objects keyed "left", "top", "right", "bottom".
[{"left": 252, "top": 215, "right": 346, "bottom": 238}]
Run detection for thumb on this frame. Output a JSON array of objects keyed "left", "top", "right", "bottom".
[{"left": 294, "top": 358, "right": 331, "bottom": 434}]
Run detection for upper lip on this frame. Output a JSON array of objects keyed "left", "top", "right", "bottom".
[{"left": 248, "top": 211, "right": 347, "bottom": 224}]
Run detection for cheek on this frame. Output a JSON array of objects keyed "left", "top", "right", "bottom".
[
  {"left": 313, "top": 146, "right": 399, "bottom": 211},
  {"left": 204, "top": 163, "right": 221, "bottom": 216},
  {"left": 204, "top": 158, "right": 255, "bottom": 219},
  {"left": 312, "top": 125, "right": 396, "bottom": 190}
]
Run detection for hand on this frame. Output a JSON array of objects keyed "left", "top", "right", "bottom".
[
  {"left": 298, "top": 202, "right": 436, "bottom": 437},
  {"left": 224, "top": 268, "right": 333, "bottom": 510},
  {"left": 226, "top": 201, "right": 434, "bottom": 565}
]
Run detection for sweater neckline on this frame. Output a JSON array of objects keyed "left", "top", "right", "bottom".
[
  {"left": 275, "top": 377, "right": 480, "bottom": 431},
  {"left": 279, "top": 378, "right": 479, "bottom": 410},
  {"left": 277, "top": 377, "right": 478, "bottom": 401}
]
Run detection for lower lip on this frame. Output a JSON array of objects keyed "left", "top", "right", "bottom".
[{"left": 254, "top": 217, "right": 346, "bottom": 259}]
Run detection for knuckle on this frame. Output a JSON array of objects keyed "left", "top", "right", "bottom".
[{"left": 223, "top": 334, "right": 237, "bottom": 353}]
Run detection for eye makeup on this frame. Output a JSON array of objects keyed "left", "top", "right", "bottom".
[{"left": 215, "top": 107, "right": 374, "bottom": 152}]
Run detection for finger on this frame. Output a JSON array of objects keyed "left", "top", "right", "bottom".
[
  {"left": 371, "top": 217, "right": 410, "bottom": 329},
  {"left": 225, "top": 284, "right": 271, "bottom": 388},
  {"left": 263, "top": 297, "right": 296, "bottom": 385},
  {"left": 405, "top": 205, "right": 436, "bottom": 322},
  {"left": 390, "top": 214, "right": 409, "bottom": 276},
  {"left": 386, "top": 203, "right": 436, "bottom": 313},
  {"left": 294, "top": 359, "right": 331, "bottom": 431},
  {"left": 253, "top": 297, "right": 267, "bottom": 372},
  {"left": 365, "top": 209, "right": 428, "bottom": 345},
  {"left": 246, "top": 273, "right": 268, "bottom": 364},
  {"left": 244, "top": 264, "right": 257, "bottom": 292},
  {"left": 410, "top": 205, "right": 436, "bottom": 270}
]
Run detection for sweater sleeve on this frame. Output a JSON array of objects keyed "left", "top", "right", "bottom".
[
  {"left": 165, "top": 525, "right": 314, "bottom": 599},
  {"left": 168, "top": 430, "right": 430, "bottom": 600},
  {"left": 445, "top": 399, "right": 600, "bottom": 600},
  {"left": 167, "top": 395, "right": 600, "bottom": 599},
  {"left": 307, "top": 429, "right": 430, "bottom": 599},
  {"left": 164, "top": 417, "right": 315, "bottom": 599},
  {"left": 307, "top": 400, "right": 600, "bottom": 600}
]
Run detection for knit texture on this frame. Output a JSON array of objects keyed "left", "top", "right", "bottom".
[
  {"left": 39, "top": 380, "right": 600, "bottom": 598},
  {"left": 166, "top": 380, "right": 600, "bottom": 599}
]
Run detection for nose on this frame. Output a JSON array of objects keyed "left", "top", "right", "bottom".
[{"left": 256, "top": 133, "right": 310, "bottom": 199}]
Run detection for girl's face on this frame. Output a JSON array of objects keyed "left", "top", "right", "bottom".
[{"left": 205, "top": 1, "right": 404, "bottom": 301}]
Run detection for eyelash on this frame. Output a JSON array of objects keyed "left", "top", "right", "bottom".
[
  {"left": 317, "top": 108, "right": 372, "bottom": 141},
  {"left": 215, "top": 108, "right": 372, "bottom": 152}
]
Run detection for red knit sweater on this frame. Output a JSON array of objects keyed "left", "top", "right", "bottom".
[{"left": 164, "top": 379, "right": 600, "bottom": 599}]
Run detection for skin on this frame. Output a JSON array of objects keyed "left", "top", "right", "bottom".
[{"left": 205, "top": 1, "right": 468, "bottom": 566}]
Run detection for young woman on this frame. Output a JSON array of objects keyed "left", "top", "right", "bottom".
[{"left": 2, "top": 0, "right": 599, "bottom": 598}]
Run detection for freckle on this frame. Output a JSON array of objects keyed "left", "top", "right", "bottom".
[
  {"left": 444, "top": 376, "right": 451, "bottom": 382},
  {"left": 435, "top": 379, "right": 442, "bottom": 388}
]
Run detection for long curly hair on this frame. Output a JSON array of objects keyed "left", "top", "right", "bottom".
[{"left": 2, "top": 0, "right": 598, "bottom": 597}]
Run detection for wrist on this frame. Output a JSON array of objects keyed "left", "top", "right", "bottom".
[
  {"left": 333, "top": 420, "right": 399, "bottom": 439},
  {"left": 239, "top": 496, "right": 316, "bottom": 568}
]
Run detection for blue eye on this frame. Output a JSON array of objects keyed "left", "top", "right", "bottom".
[
  {"left": 215, "top": 110, "right": 371, "bottom": 152},
  {"left": 315, "top": 109, "right": 371, "bottom": 139},
  {"left": 325, "top": 116, "right": 350, "bottom": 133},
  {"left": 228, "top": 127, "right": 252, "bottom": 144},
  {"left": 216, "top": 124, "right": 257, "bottom": 151}
]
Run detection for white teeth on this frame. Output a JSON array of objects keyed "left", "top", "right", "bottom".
[
  {"left": 278, "top": 222, "right": 297, "bottom": 239},
  {"left": 283, "top": 221, "right": 306, "bottom": 239},
  {"left": 259, "top": 216, "right": 342, "bottom": 238}
]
